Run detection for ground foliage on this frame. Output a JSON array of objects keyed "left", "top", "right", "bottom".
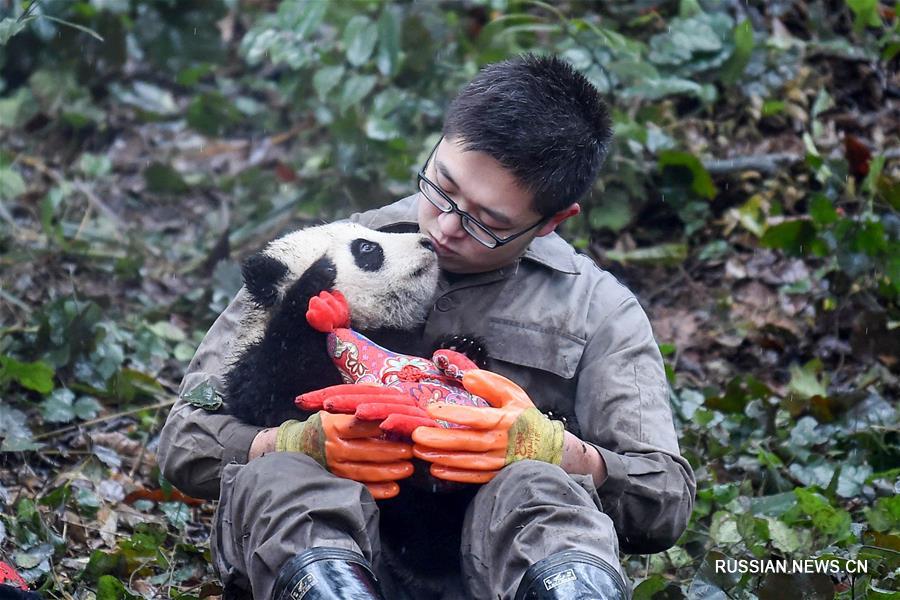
[{"left": 0, "top": 0, "right": 898, "bottom": 598}]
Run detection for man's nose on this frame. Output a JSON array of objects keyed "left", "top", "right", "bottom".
[{"left": 437, "top": 210, "right": 466, "bottom": 239}]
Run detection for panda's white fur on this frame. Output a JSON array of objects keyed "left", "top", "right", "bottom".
[
  {"left": 231, "top": 222, "right": 438, "bottom": 356},
  {"left": 263, "top": 222, "right": 438, "bottom": 331}
]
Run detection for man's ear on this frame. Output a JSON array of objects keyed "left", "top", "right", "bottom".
[{"left": 536, "top": 203, "right": 581, "bottom": 237}]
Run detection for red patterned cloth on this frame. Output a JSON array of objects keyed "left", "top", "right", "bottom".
[
  {"left": 0, "top": 561, "right": 28, "bottom": 591},
  {"left": 326, "top": 328, "right": 489, "bottom": 423}
]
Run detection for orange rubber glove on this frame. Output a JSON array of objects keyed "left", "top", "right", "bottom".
[
  {"left": 297, "top": 384, "right": 440, "bottom": 438},
  {"left": 277, "top": 412, "right": 414, "bottom": 499},
  {"left": 411, "top": 370, "right": 565, "bottom": 484}
]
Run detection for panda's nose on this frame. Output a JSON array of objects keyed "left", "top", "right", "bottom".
[{"left": 420, "top": 238, "right": 435, "bottom": 253}]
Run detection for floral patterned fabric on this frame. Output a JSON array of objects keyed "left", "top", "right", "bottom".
[{"left": 327, "top": 328, "right": 489, "bottom": 423}]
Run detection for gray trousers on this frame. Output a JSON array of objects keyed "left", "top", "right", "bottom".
[{"left": 213, "top": 453, "right": 626, "bottom": 600}]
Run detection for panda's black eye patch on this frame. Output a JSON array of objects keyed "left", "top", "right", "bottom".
[{"left": 351, "top": 238, "right": 384, "bottom": 272}]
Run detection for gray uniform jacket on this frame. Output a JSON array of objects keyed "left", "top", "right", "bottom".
[{"left": 157, "top": 195, "right": 696, "bottom": 554}]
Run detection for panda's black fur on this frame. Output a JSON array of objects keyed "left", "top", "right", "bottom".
[{"left": 222, "top": 223, "right": 488, "bottom": 592}]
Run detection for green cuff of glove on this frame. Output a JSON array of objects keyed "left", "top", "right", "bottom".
[
  {"left": 276, "top": 414, "right": 326, "bottom": 468},
  {"left": 507, "top": 408, "right": 565, "bottom": 465}
]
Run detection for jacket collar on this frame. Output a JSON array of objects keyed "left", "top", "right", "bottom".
[{"left": 357, "top": 195, "right": 581, "bottom": 275}]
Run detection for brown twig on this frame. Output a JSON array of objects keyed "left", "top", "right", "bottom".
[
  {"left": 16, "top": 154, "right": 127, "bottom": 240},
  {"left": 33, "top": 399, "right": 176, "bottom": 441}
]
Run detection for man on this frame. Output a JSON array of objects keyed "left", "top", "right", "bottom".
[{"left": 158, "top": 54, "right": 695, "bottom": 600}]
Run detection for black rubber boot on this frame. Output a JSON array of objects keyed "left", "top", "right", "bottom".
[
  {"left": 271, "top": 547, "right": 385, "bottom": 600},
  {"left": 514, "top": 550, "right": 629, "bottom": 600}
]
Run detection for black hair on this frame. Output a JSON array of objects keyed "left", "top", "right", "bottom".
[{"left": 442, "top": 53, "right": 613, "bottom": 217}]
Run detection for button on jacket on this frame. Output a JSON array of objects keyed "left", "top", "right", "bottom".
[{"left": 157, "top": 195, "right": 696, "bottom": 554}]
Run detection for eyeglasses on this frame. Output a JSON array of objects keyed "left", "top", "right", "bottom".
[{"left": 416, "top": 137, "right": 546, "bottom": 249}]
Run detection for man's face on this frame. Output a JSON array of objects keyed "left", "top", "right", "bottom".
[{"left": 417, "top": 137, "right": 570, "bottom": 274}]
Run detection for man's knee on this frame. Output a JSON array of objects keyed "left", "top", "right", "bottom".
[
  {"left": 228, "top": 452, "right": 328, "bottom": 501},
  {"left": 480, "top": 459, "right": 595, "bottom": 509}
]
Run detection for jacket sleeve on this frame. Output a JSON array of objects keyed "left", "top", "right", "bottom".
[
  {"left": 575, "top": 293, "right": 696, "bottom": 554},
  {"left": 157, "top": 290, "right": 265, "bottom": 501}
]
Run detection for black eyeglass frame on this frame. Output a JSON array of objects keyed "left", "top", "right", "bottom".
[{"left": 416, "top": 137, "right": 546, "bottom": 249}]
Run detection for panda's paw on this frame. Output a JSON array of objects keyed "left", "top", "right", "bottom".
[
  {"left": 306, "top": 290, "right": 350, "bottom": 332},
  {"left": 433, "top": 334, "right": 489, "bottom": 369},
  {"left": 432, "top": 349, "right": 479, "bottom": 380}
]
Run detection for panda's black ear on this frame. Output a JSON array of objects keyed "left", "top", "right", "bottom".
[{"left": 242, "top": 253, "right": 288, "bottom": 308}]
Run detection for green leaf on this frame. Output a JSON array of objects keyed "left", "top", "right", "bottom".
[
  {"left": 365, "top": 116, "right": 400, "bottom": 141},
  {"left": 760, "top": 220, "right": 818, "bottom": 255},
  {"left": 313, "top": 65, "right": 345, "bottom": 102},
  {"left": 767, "top": 518, "right": 802, "bottom": 552},
  {"left": 632, "top": 574, "right": 670, "bottom": 600},
  {"left": 343, "top": 15, "right": 378, "bottom": 67},
  {"left": 339, "top": 75, "right": 377, "bottom": 114},
  {"left": 589, "top": 187, "right": 633, "bottom": 232},
  {"left": 186, "top": 92, "right": 242, "bottom": 136},
  {"left": 749, "top": 492, "right": 797, "bottom": 517},
  {"left": 160, "top": 501, "right": 191, "bottom": 531},
  {"left": 376, "top": 7, "right": 402, "bottom": 76},
  {"left": 658, "top": 151, "right": 717, "bottom": 199},
  {"left": 144, "top": 162, "right": 189, "bottom": 195},
  {"left": 761, "top": 99, "right": 786, "bottom": 117},
  {"left": 97, "top": 574, "right": 140, "bottom": 600},
  {"left": 148, "top": 321, "right": 186, "bottom": 342},
  {"left": 846, "top": 0, "right": 882, "bottom": 33},
  {"left": 710, "top": 511, "right": 742, "bottom": 545},
  {"left": 0, "top": 166, "right": 26, "bottom": 201},
  {"left": 794, "top": 488, "right": 853, "bottom": 538},
  {"left": 0, "top": 356, "right": 55, "bottom": 394},
  {"left": 182, "top": 380, "right": 222, "bottom": 411},
  {"left": 788, "top": 360, "right": 828, "bottom": 400},
  {"left": 809, "top": 194, "right": 837, "bottom": 226},
  {"left": 0, "top": 16, "right": 30, "bottom": 45},
  {"left": 110, "top": 81, "right": 178, "bottom": 116},
  {"left": 78, "top": 153, "right": 113, "bottom": 178},
  {"left": 41, "top": 388, "right": 77, "bottom": 423},
  {"left": 866, "top": 496, "right": 900, "bottom": 532},
  {"left": 720, "top": 19, "right": 754, "bottom": 84},
  {"left": 74, "top": 397, "right": 102, "bottom": 420}
]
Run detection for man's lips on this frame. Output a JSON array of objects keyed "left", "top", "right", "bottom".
[{"left": 428, "top": 235, "right": 456, "bottom": 256}]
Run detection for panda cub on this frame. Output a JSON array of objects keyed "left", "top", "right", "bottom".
[
  {"left": 224, "top": 222, "right": 488, "bottom": 593},
  {"left": 223, "top": 220, "right": 486, "bottom": 429}
]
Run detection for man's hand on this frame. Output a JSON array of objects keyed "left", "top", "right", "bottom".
[
  {"left": 411, "top": 370, "right": 565, "bottom": 484},
  {"left": 297, "top": 384, "right": 440, "bottom": 438},
  {"left": 277, "top": 412, "right": 414, "bottom": 499}
]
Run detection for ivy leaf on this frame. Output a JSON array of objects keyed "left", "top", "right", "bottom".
[
  {"left": 0, "top": 356, "right": 55, "bottom": 394},
  {"left": 339, "top": 75, "right": 377, "bottom": 114},
  {"left": 766, "top": 518, "right": 802, "bottom": 553},
  {"left": 788, "top": 360, "right": 829, "bottom": 400},
  {"left": 41, "top": 388, "right": 77, "bottom": 423},
  {"left": 376, "top": 7, "right": 402, "bottom": 77},
  {"left": 0, "top": 16, "right": 29, "bottom": 45},
  {"left": 0, "top": 402, "right": 41, "bottom": 452},
  {"left": 659, "top": 151, "right": 717, "bottom": 199},
  {"left": 313, "top": 65, "right": 345, "bottom": 102},
  {"left": 148, "top": 321, "right": 187, "bottom": 343},
  {"left": 182, "top": 380, "right": 222, "bottom": 411},
  {"left": 809, "top": 194, "right": 837, "bottom": 226},
  {"left": 0, "top": 166, "right": 26, "bottom": 200},
  {"left": 97, "top": 574, "right": 140, "bottom": 600},
  {"left": 160, "top": 502, "right": 191, "bottom": 531},
  {"left": 343, "top": 15, "right": 378, "bottom": 67}
]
